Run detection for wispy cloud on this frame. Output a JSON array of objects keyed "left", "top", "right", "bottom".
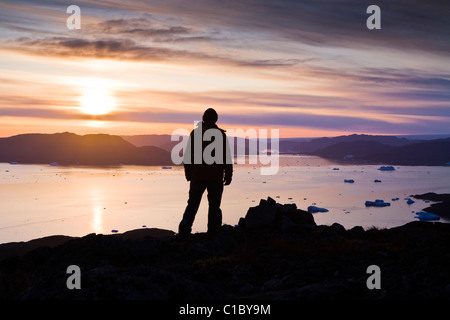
[{"left": 0, "top": 0, "right": 449, "bottom": 136}]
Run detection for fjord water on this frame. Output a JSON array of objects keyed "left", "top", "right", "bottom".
[{"left": 1, "top": 155, "right": 449, "bottom": 244}]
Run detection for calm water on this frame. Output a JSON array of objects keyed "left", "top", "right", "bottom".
[{"left": 1, "top": 155, "right": 449, "bottom": 244}]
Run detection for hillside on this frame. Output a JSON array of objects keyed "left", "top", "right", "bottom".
[
  {"left": 312, "top": 141, "right": 396, "bottom": 160},
  {"left": 281, "top": 134, "right": 417, "bottom": 154},
  {"left": 122, "top": 134, "right": 259, "bottom": 155},
  {"left": 2, "top": 132, "right": 448, "bottom": 166},
  {"left": 121, "top": 134, "right": 177, "bottom": 152},
  {"left": 366, "top": 138, "right": 450, "bottom": 165},
  {"left": 0, "top": 197, "right": 449, "bottom": 300},
  {"left": 0, "top": 132, "right": 172, "bottom": 166},
  {"left": 310, "top": 137, "right": 450, "bottom": 165}
]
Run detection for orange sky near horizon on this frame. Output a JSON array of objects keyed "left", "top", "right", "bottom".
[{"left": 1, "top": 0, "right": 449, "bottom": 139}]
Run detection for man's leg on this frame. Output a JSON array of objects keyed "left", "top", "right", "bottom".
[
  {"left": 178, "top": 180, "right": 206, "bottom": 236},
  {"left": 206, "top": 180, "right": 224, "bottom": 235}
]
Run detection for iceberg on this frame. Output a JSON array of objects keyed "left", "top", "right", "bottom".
[
  {"left": 344, "top": 179, "right": 355, "bottom": 183},
  {"left": 161, "top": 166, "right": 172, "bottom": 169},
  {"left": 308, "top": 206, "right": 329, "bottom": 213},
  {"left": 378, "top": 166, "right": 395, "bottom": 171},
  {"left": 49, "top": 162, "right": 59, "bottom": 166},
  {"left": 414, "top": 211, "right": 440, "bottom": 221},
  {"left": 365, "top": 199, "right": 391, "bottom": 207}
]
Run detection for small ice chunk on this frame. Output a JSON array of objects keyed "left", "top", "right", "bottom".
[
  {"left": 378, "top": 166, "right": 395, "bottom": 171},
  {"left": 365, "top": 199, "right": 390, "bottom": 207},
  {"left": 308, "top": 206, "right": 329, "bottom": 213},
  {"left": 414, "top": 211, "right": 440, "bottom": 221}
]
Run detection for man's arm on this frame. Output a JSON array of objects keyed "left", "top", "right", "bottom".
[
  {"left": 183, "top": 132, "right": 193, "bottom": 181},
  {"left": 223, "top": 134, "right": 233, "bottom": 185}
]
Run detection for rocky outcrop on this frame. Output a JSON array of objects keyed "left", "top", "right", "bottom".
[
  {"left": 1, "top": 197, "right": 449, "bottom": 300},
  {"left": 413, "top": 193, "right": 450, "bottom": 218},
  {"left": 238, "top": 196, "right": 316, "bottom": 231}
]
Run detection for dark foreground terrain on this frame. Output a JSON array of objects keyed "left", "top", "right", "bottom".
[{"left": 0, "top": 196, "right": 449, "bottom": 300}]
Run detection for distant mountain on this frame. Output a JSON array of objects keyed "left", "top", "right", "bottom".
[
  {"left": 121, "top": 134, "right": 176, "bottom": 152},
  {"left": 365, "top": 138, "right": 450, "bottom": 165},
  {"left": 310, "top": 137, "right": 450, "bottom": 166},
  {"left": 122, "top": 133, "right": 443, "bottom": 163},
  {"left": 122, "top": 134, "right": 259, "bottom": 155},
  {"left": 6, "top": 132, "right": 447, "bottom": 167},
  {"left": 312, "top": 141, "right": 396, "bottom": 160},
  {"left": 283, "top": 134, "right": 418, "bottom": 154},
  {"left": 0, "top": 132, "right": 172, "bottom": 166}
]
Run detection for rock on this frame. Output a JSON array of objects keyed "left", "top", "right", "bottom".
[
  {"left": 349, "top": 225, "right": 365, "bottom": 237},
  {"left": 240, "top": 197, "right": 316, "bottom": 231},
  {"left": 280, "top": 215, "right": 295, "bottom": 234},
  {"left": 1, "top": 201, "right": 450, "bottom": 301},
  {"left": 412, "top": 193, "right": 450, "bottom": 218},
  {"left": 344, "top": 179, "right": 355, "bottom": 183},
  {"left": 244, "top": 203, "right": 278, "bottom": 229},
  {"left": 330, "top": 222, "right": 346, "bottom": 233}
]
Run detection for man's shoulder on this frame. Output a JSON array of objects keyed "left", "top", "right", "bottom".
[{"left": 190, "top": 125, "right": 226, "bottom": 136}]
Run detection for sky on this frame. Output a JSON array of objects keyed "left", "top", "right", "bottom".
[{"left": 0, "top": 0, "right": 449, "bottom": 138}]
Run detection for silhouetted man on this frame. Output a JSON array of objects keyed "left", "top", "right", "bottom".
[{"left": 178, "top": 108, "right": 233, "bottom": 239}]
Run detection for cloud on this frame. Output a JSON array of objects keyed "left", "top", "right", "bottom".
[
  {"left": 5, "top": 36, "right": 215, "bottom": 63},
  {"left": 4, "top": 34, "right": 307, "bottom": 69},
  {"left": 1, "top": 0, "right": 449, "bottom": 137},
  {"left": 0, "top": 107, "right": 75, "bottom": 119},
  {"left": 93, "top": 18, "right": 190, "bottom": 37},
  {"left": 120, "top": 0, "right": 450, "bottom": 53},
  {"left": 3, "top": 0, "right": 449, "bottom": 54},
  {"left": 3, "top": 1, "right": 449, "bottom": 69},
  {"left": 104, "top": 107, "right": 450, "bottom": 135}
]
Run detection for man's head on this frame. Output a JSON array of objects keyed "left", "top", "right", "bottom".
[{"left": 202, "top": 108, "right": 218, "bottom": 124}]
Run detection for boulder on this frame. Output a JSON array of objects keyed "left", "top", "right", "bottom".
[{"left": 240, "top": 197, "right": 316, "bottom": 231}]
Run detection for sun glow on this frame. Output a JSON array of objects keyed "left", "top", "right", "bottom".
[{"left": 79, "top": 78, "right": 117, "bottom": 115}]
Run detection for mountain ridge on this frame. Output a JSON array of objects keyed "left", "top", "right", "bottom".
[
  {"left": 1, "top": 132, "right": 449, "bottom": 166},
  {"left": 0, "top": 132, "right": 172, "bottom": 166},
  {"left": 309, "top": 137, "right": 450, "bottom": 165}
]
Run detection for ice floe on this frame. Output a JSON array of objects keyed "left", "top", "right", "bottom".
[
  {"left": 414, "top": 211, "right": 440, "bottom": 221},
  {"left": 378, "top": 166, "right": 395, "bottom": 171},
  {"left": 308, "top": 206, "right": 329, "bottom": 213},
  {"left": 365, "top": 199, "right": 391, "bottom": 207}
]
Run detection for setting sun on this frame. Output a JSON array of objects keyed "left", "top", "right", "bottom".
[{"left": 79, "top": 78, "right": 117, "bottom": 116}]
